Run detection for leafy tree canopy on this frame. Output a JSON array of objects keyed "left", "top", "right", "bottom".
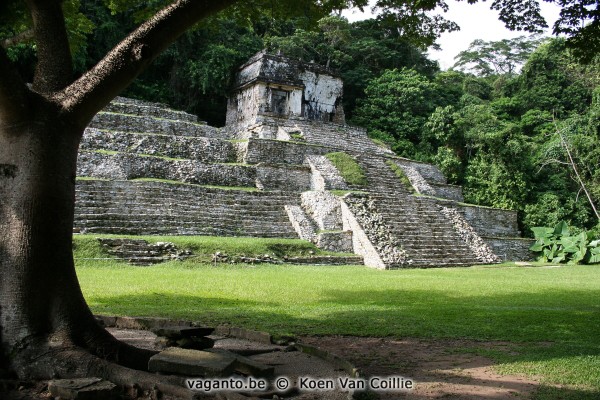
[{"left": 453, "top": 35, "right": 547, "bottom": 77}]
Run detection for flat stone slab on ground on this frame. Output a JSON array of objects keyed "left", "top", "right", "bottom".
[
  {"left": 213, "top": 337, "right": 285, "bottom": 355},
  {"left": 209, "top": 349, "right": 275, "bottom": 378},
  {"left": 152, "top": 326, "right": 215, "bottom": 339},
  {"left": 48, "top": 377, "right": 117, "bottom": 400},
  {"left": 148, "top": 347, "right": 275, "bottom": 378},
  {"left": 149, "top": 347, "right": 236, "bottom": 377}
]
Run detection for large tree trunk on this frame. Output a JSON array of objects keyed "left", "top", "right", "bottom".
[{"left": 0, "top": 97, "right": 154, "bottom": 381}]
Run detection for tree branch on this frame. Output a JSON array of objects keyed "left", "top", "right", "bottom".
[
  {"left": 554, "top": 118, "right": 600, "bottom": 221},
  {"left": 25, "top": 0, "right": 73, "bottom": 93},
  {"left": 58, "top": 0, "right": 239, "bottom": 128},
  {"left": 0, "top": 46, "right": 29, "bottom": 127},
  {"left": 1, "top": 29, "right": 34, "bottom": 48}
]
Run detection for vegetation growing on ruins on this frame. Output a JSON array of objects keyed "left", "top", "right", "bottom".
[
  {"left": 385, "top": 159, "right": 416, "bottom": 193},
  {"left": 325, "top": 151, "right": 368, "bottom": 186},
  {"left": 73, "top": 234, "right": 348, "bottom": 263}
]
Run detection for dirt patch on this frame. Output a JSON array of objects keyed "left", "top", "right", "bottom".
[
  {"left": 300, "top": 336, "right": 539, "bottom": 399},
  {"left": 2, "top": 333, "right": 542, "bottom": 399}
]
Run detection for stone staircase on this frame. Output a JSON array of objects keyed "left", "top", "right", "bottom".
[
  {"left": 75, "top": 180, "right": 300, "bottom": 238},
  {"left": 89, "top": 97, "right": 223, "bottom": 138},
  {"left": 351, "top": 154, "right": 491, "bottom": 267},
  {"left": 80, "top": 128, "right": 238, "bottom": 163},
  {"left": 291, "top": 121, "right": 392, "bottom": 156},
  {"left": 365, "top": 194, "right": 483, "bottom": 267},
  {"left": 358, "top": 155, "right": 412, "bottom": 195}
]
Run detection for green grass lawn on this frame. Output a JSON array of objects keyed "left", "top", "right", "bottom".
[{"left": 75, "top": 246, "right": 600, "bottom": 398}]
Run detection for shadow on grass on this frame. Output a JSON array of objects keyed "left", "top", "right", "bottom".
[
  {"left": 92, "top": 290, "right": 600, "bottom": 398},
  {"left": 92, "top": 286, "right": 600, "bottom": 345},
  {"left": 533, "top": 385, "right": 600, "bottom": 400}
]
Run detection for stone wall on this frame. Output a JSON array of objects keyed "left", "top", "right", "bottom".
[
  {"left": 340, "top": 200, "right": 386, "bottom": 269},
  {"left": 483, "top": 237, "right": 535, "bottom": 261},
  {"left": 89, "top": 112, "right": 220, "bottom": 138},
  {"left": 77, "top": 152, "right": 257, "bottom": 187},
  {"left": 306, "top": 155, "right": 348, "bottom": 190},
  {"left": 105, "top": 97, "right": 198, "bottom": 123},
  {"left": 430, "top": 183, "right": 464, "bottom": 202},
  {"left": 316, "top": 231, "right": 353, "bottom": 253},
  {"left": 301, "top": 191, "right": 343, "bottom": 231},
  {"left": 299, "top": 70, "right": 343, "bottom": 121},
  {"left": 397, "top": 163, "right": 435, "bottom": 195},
  {"left": 285, "top": 205, "right": 317, "bottom": 242},
  {"left": 456, "top": 204, "right": 520, "bottom": 238},
  {"left": 395, "top": 159, "right": 446, "bottom": 184},
  {"left": 81, "top": 128, "right": 236, "bottom": 163},
  {"left": 256, "top": 164, "right": 311, "bottom": 191},
  {"left": 243, "top": 138, "right": 329, "bottom": 165}
]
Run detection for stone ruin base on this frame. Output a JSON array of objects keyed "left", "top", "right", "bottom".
[{"left": 83, "top": 316, "right": 366, "bottom": 399}]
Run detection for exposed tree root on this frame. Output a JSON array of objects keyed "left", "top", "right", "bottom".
[{"left": 12, "top": 337, "right": 202, "bottom": 399}]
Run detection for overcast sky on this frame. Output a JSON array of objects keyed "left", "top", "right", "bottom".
[{"left": 342, "top": 0, "right": 563, "bottom": 70}]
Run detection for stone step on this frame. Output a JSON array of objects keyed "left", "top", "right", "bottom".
[
  {"left": 76, "top": 204, "right": 293, "bottom": 213},
  {"left": 393, "top": 260, "right": 484, "bottom": 268},
  {"left": 89, "top": 112, "right": 221, "bottom": 138},
  {"left": 75, "top": 193, "right": 298, "bottom": 205},
  {"left": 78, "top": 226, "right": 298, "bottom": 238},
  {"left": 75, "top": 189, "right": 297, "bottom": 202},
  {"left": 282, "top": 255, "right": 364, "bottom": 265},
  {"left": 80, "top": 128, "right": 237, "bottom": 163},
  {"left": 75, "top": 190, "right": 298, "bottom": 204},
  {"left": 105, "top": 99, "right": 199, "bottom": 123},
  {"left": 77, "top": 215, "right": 294, "bottom": 225}
]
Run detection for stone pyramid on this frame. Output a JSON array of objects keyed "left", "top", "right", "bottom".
[{"left": 75, "top": 51, "right": 532, "bottom": 268}]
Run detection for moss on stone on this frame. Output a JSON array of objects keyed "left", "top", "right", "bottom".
[
  {"left": 325, "top": 152, "right": 367, "bottom": 186},
  {"left": 386, "top": 160, "right": 416, "bottom": 194}
]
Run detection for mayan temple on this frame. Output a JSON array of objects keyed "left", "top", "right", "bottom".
[{"left": 75, "top": 51, "right": 532, "bottom": 268}]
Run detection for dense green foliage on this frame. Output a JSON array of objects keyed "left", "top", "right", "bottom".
[
  {"left": 453, "top": 35, "right": 547, "bottom": 77},
  {"left": 530, "top": 221, "right": 600, "bottom": 264},
  {"left": 354, "top": 38, "right": 600, "bottom": 235}
]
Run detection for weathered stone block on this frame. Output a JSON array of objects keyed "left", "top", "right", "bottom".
[
  {"left": 48, "top": 378, "right": 117, "bottom": 400},
  {"left": 207, "top": 349, "right": 275, "bottom": 378},
  {"left": 316, "top": 231, "right": 353, "bottom": 253},
  {"left": 148, "top": 347, "right": 236, "bottom": 377},
  {"left": 301, "top": 190, "right": 343, "bottom": 231},
  {"left": 152, "top": 326, "right": 215, "bottom": 339}
]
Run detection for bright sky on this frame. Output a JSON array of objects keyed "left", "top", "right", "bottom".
[{"left": 342, "top": 0, "right": 562, "bottom": 70}]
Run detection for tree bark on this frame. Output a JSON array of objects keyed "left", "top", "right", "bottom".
[
  {"left": 25, "top": 0, "right": 73, "bottom": 93},
  {"left": 0, "top": 91, "right": 154, "bottom": 384}
]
